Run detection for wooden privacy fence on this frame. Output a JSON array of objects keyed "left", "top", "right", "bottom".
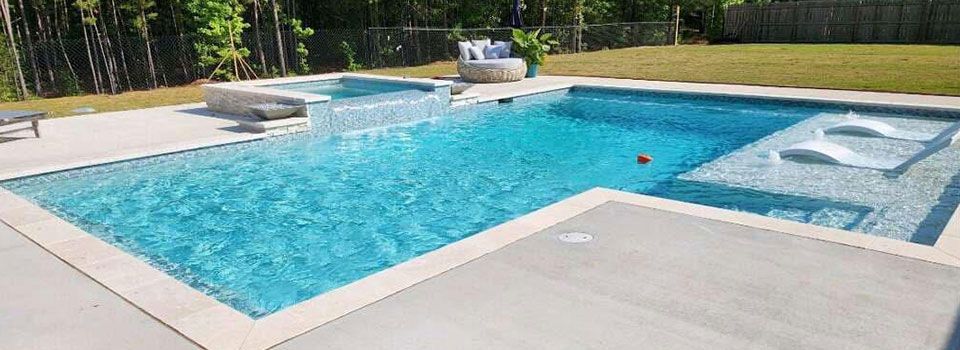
[{"left": 723, "top": 0, "right": 960, "bottom": 43}]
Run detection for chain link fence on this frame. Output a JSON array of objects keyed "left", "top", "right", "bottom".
[
  {"left": 7, "top": 22, "right": 675, "bottom": 99},
  {"left": 366, "top": 22, "right": 675, "bottom": 67}
]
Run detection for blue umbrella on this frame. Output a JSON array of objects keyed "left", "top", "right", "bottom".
[{"left": 509, "top": 0, "right": 524, "bottom": 28}]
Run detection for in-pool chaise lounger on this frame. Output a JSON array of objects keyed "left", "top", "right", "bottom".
[
  {"left": 779, "top": 120, "right": 960, "bottom": 175},
  {"left": 824, "top": 118, "right": 942, "bottom": 141}
]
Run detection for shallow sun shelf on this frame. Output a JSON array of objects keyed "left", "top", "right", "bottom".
[{"left": 780, "top": 121, "right": 960, "bottom": 175}]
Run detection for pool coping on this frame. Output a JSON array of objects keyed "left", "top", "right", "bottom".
[
  {"left": 3, "top": 77, "right": 960, "bottom": 349},
  {"left": 208, "top": 73, "right": 453, "bottom": 94}
]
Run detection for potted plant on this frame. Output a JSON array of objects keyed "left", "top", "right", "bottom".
[{"left": 511, "top": 29, "right": 560, "bottom": 78}]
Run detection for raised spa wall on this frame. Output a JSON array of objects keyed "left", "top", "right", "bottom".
[{"left": 202, "top": 74, "right": 453, "bottom": 136}]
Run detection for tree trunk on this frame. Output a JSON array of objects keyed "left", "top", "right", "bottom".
[
  {"left": 168, "top": 1, "right": 191, "bottom": 82},
  {"left": 108, "top": 0, "right": 132, "bottom": 90},
  {"left": 270, "top": 0, "right": 286, "bottom": 76},
  {"left": 34, "top": 3, "right": 56, "bottom": 88},
  {"left": 78, "top": 7, "right": 102, "bottom": 94},
  {"left": 540, "top": 0, "right": 547, "bottom": 27},
  {"left": 15, "top": 0, "right": 42, "bottom": 95},
  {"left": 94, "top": 2, "right": 118, "bottom": 94},
  {"left": 1, "top": 0, "right": 27, "bottom": 98},
  {"left": 573, "top": 0, "right": 583, "bottom": 53},
  {"left": 52, "top": 0, "right": 79, "bottom": 93},
  {"left": 252, "top": 0, "right": 267, "bottom": 75},
  {"left": 139, "top": 5, "right": 157, "bottom": 88}
]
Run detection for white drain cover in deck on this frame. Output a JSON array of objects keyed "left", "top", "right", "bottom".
[{"left": 558, "top": 232, "right": 593, "bottom": 243}]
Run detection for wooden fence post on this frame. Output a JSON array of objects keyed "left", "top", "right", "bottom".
[
  {"left": 674, "top": 5, "right": 681, "bottom": 45},
  {"left": 851, "top": 0, "right": 861, "bottom": 42},
  {"left": 791, "top": 2, "right": 800, "bottom": 41},
  {"left": 917, "top": 0, "right": 933, "bottom": 42}
]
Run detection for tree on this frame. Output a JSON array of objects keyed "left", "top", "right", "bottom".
[
  {"left": 121, "top": 0, "right": 158, "bottom": 88},
  {"left": 74, "top": 0, "right": 103, "bottom": 93},
  {"left": 0, "top": 0, "right": 27, "bottom": 99},
  {"left": 288, "top": 17, "right": 312, "bottom": 74},
  {"left": 51, "top": 0, "right": 81, "bottom": 94},
  {"left": 0, "top": 31, "right": 21, "bottom": 101},
  {"left": 269, "top": 0, "right": 284, "bottom": 76},
  {"left": 15, "top": 0, "right": 42, "bottom": 95},
  {"left": 249, "top": 0, "right": 267, "bottom": 75},
  {"left": 186, "top": 0, "right": 253, "bottom": 80}
]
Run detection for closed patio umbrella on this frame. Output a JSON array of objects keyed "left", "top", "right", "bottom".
[{"left": 509, "top": 0, "right": 524, "bottom": 28}]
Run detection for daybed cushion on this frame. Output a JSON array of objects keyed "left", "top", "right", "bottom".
[
  {"left": 494, "top": 41, "right": 512, "bottom": 58},
  {"left": 483, "top": 44, "right": 504, "bottom": 60},
  {"left": 460, "top": 57, "right": 524, "bottom": 69},
  {"left": 468, "top": 46, "right": 485, "bottom": 60},
  {"left": 457, "top": 41, "right": 473, "bottom": 61},
  {"left": 470, "top": 39, "right": 491, "bottom": 51}
]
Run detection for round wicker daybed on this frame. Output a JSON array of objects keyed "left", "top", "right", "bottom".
[{"left": 457, "top": 58, "right": 527, "bottom": 83}]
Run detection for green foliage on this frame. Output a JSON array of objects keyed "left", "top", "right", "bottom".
[
  {"left": 288, "top": 18, "right": 315, "bottom": 74},
  {"left": 511, "top": 29, "right": 560, "bottom": 66},
  {"left": 55, "top": 69, "right": 84, "bottom": 97},
  {"left": 120, "top": 0, "right": 159, "bottom": 32},
  {"left": 339, "top": 41, "right": 363, "bottom": 72},
  {"left": 0, "top": 33, "right": 18, "bottom": 102},
  {"left": 446, "top": 25, "right": 467, "bottom": 42},
  {"left": 185, "top": 0, "right": 250, "bottom": 80},
  {"left": 703, "top": 0, "right": 748, "bottom": 40},
  {"left": 73, "top": 0, "right": 100, "bottom": 25}
]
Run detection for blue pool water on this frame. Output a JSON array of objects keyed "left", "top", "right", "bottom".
[
  {"left": 3, "top": 89, "right": 919, "bottom": 317},
  {"left": 269, "top": 78, "right": 417, "bottom": 99}
]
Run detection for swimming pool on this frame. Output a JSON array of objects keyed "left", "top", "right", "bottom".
[{"left": 4, "top": 87, "right": 959, "bottom": 317}]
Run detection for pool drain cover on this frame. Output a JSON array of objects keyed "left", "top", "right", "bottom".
[{"left": 558, "top": 232, "right": 593, "bottom": 243}]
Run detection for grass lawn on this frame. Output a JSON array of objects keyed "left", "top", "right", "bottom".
[
  {"left": 2, "top": 44, "right": 957, "bottom": 118},
  {"left": 0, "top": 85, "right": 205, "bottom": 118}
]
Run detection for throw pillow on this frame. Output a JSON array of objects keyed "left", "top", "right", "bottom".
[
  {"left": 483, "top": 44, "right": 504, "bottom": 60},
  {"left": 470, "top": 39, "right": 491, "bottom": 51},
  {"left": 457, "top": 41, "right": 473, "bottom": 61},
  {"left": 468, "top": 46, "right": 485, "bottom": 60},
  {"left": 501, "top": 42, "right": 512, "bottom": 58}
]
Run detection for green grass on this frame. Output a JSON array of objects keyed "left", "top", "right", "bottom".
[
  {"left": 372, "top": 44, "right": 960, "bottom": 95},
  {"left": 0, "top": 85, "right": 205, "bottom": 118},
  {"left": 3, "top": 44, "right": 957, "bottom": 118}
]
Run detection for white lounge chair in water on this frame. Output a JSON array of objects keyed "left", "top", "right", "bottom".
[
  {"left": 824, "top": 118, "right": 936, "bottom": 141},
  {"left": 779, "top": 121, "right": 960, "bottom": 175}
]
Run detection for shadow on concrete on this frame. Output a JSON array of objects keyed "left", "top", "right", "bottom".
[
  {"left": 946, "top": 305, "right": 960, "bottom": 350},
  {"left": 0, "top": 128, "right": 36, "bottom": 142},
  {"left": 0, "top": 135, "right": 31, "bottom": 143},
  {"left": 174, "top": 106, "right": 256, "bottom": 134},
  {"left": 175, "top": 106, "right": 253, "bottom": 122},
  {"left": 175, "top": 107, "right": 223, "bottom": 118},
  {"left": 217, "top": 125, "right": 250, "bottom": 133}
]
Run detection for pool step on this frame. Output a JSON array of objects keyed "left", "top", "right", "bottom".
[
  {"left": 235, "top": 116, "right": 311, "bottom": 136},
  {"left": 451, "top": 92, "right": 479, "bottom": 107}
]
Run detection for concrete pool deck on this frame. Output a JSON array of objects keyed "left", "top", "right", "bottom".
[
  {"left": 3, "top": 199, "right": 959, "bottom": 349},
  {"left": 0, "top": 222, "right": 196, "bottom": 350},
  {"left": 275, "top": 201, "right": 960, "bottom": 350},
  {"left": 3, "top": 76, "right": 960, "bottom": 349},
  {"left": 0, "top": 103, "right": 263, "bottom": 180}
]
